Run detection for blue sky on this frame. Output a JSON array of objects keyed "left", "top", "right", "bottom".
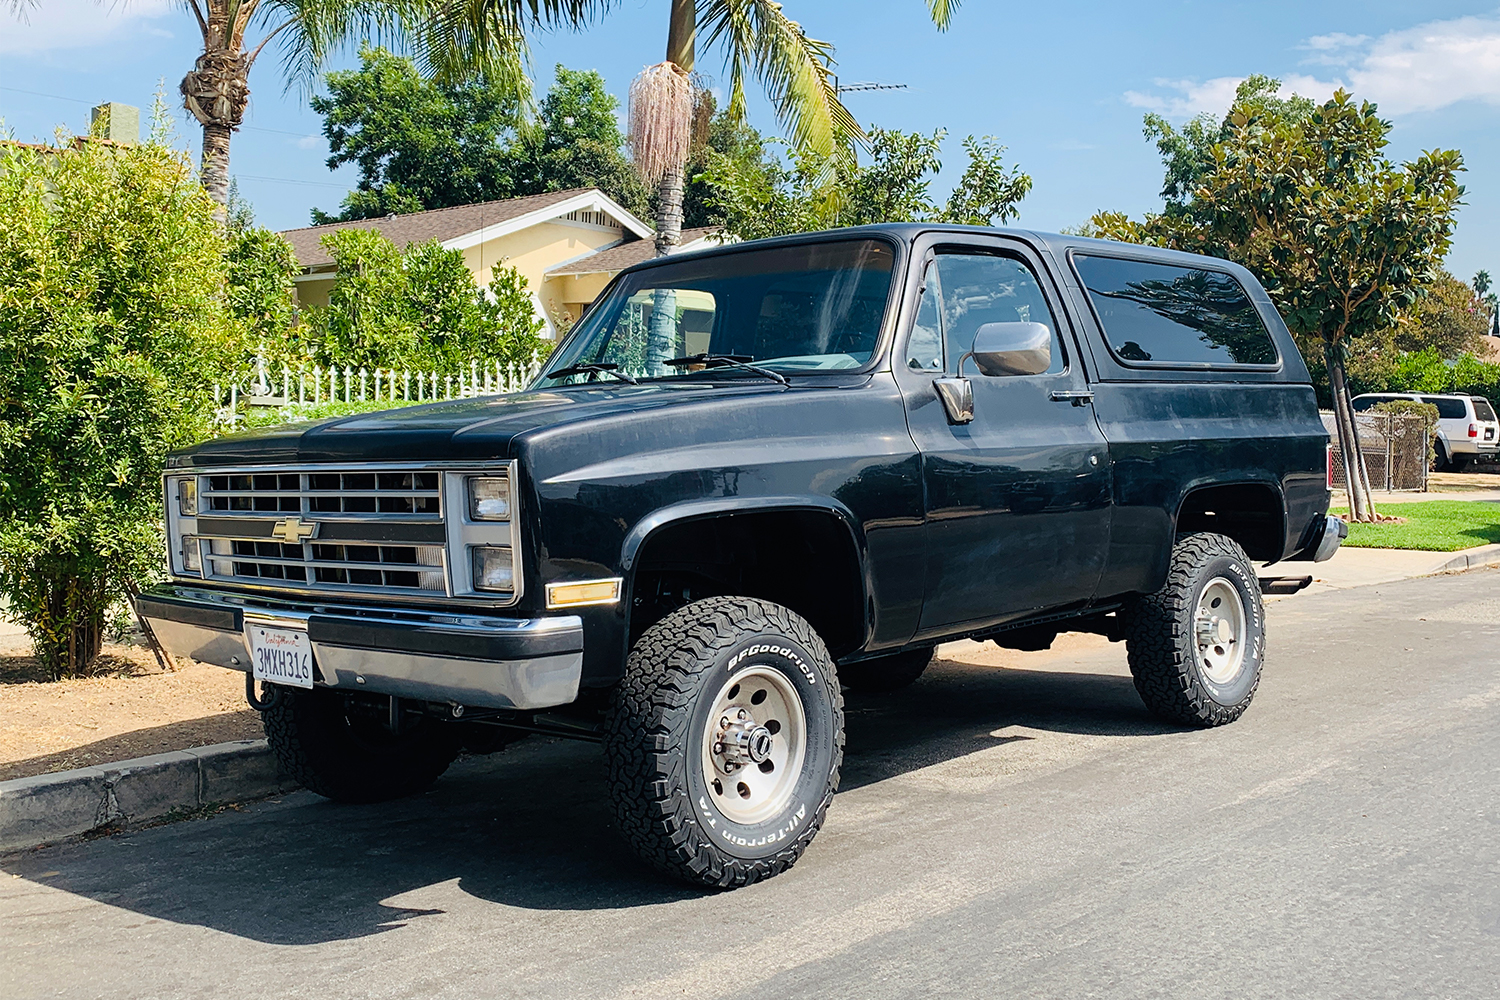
[{"left": 3, "top": 1, "right": 1498, "bottom": 282}]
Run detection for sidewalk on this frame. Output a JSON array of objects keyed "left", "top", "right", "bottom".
[{"left": 1275, "top": 542, "right": 1500, "bottom": 599}]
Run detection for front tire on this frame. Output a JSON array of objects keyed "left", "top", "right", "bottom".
[
  {"left": 1126, "top": 533, "right": 1265, "bottom": 727},
  {"left": 262, "top": 687, "right": 462, "bottom": 803},
  {"left": 605, "top": 597, "right": 844, "bottom": 889}
]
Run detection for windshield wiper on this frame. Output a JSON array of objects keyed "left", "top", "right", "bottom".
[
  {"left": 664, "top": 353, "right": 789, "bottom": 386},
  {"left": 545, "top": 362, "right": 638, "bottom": 385}
]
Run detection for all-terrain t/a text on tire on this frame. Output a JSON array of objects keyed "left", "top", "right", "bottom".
[
  {"left": 1126, "top": 532, "right": 1266, "bottom": 727},
  {"left": 605, "top": 597, "right": 845, "bottom": 888}
]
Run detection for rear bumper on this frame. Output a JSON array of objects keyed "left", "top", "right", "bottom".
[
  {"left": 134, "top": 585, "right": 584, "bottom": 710},
  {"left": 1288, "top": 514, "right": 1347, "bottom": 563}
]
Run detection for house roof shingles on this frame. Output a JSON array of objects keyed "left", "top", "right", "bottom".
[
  {"left": 281, "top": 188, "right": 601, "bottom": 269},
  {"left": 546, "top": 227, "right": 720, "bottom": 276}
]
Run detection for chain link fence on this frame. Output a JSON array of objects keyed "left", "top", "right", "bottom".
[{"left": 1321, "top": 411, "right": 1430, "bottom": 492}]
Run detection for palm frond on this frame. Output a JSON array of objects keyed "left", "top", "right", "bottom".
[
  {"left": 700, "top": 0, "right": 862, "bottom": 162},
  {"left": 925, "top": 0, "right": 960, "bottom": 30},
  {"left": 398, "top": 1, "right": 611, "bottom": 83}
]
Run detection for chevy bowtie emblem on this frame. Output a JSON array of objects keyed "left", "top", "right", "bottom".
[{"left": 271, "top": 517, "right": 319, "bottom": 544}]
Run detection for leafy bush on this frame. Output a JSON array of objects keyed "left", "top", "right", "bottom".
[
  {"left": 300, "top": 228, "right": 548, "bottom": 373},
  {"left": 0, "top": 131, "right": 246, "bottom": 677}
]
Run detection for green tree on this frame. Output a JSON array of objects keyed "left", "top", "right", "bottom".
[
  {"left": 312, "top": 55, "right": 648, "bottom": 222},
  {"left": 507, "top": 65, "right": 651, "bottom": 216},
  {"left": 312, "top": 45, "right": 523, "bottom": 223},
  {"left": 698, "top": 125, "right": 1031, "bottom": 241},
  {"left": 227, "top": 227, "right": 300, "bottom": 345},
  {"left": 1089, "top": 86, "right": 1464, "bottom": 522},
  {"left": 0, "top": 128, "right": 246, "bottom": 677},
  {"left": 4, "top": 1, "right": 581, "bottom": 217},
  {"left": 1394, "top": 271, "right": 1488, "bottom": 358},
  {"left": 304, "top": 228, "right": 545, "bottom": 372},
  {"left": 1475, "top": 270, "right": 1498, "bottom": 337},
  {"left": 1142, "top": 75, "right": 1315, "bottom": 211}
]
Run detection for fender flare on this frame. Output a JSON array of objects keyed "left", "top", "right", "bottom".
[{"left": 619, "top": 495, "right": 875, "bottom": 644}]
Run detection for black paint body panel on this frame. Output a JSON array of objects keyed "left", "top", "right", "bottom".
[{"left": 167, "top": 225, "right": 1331, "bottom": 692}]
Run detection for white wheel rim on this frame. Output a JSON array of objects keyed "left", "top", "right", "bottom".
[
  {"left": 1195, "top": 577, "right": 1247, "bottom": 685},
  {"left": 700, "top": 665, "right": 807, "bottom": 826}
]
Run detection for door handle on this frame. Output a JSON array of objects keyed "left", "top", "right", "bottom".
[{"left": 1049, "top": 390, "right": 1094, "bottom": 406}]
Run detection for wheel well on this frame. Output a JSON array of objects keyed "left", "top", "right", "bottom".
[
  {"left": 628, "top": 509, "right": 866, "bottom": 659},
  {"left": 1175, "top": 483, "right": 1285, "bottom": 562}
]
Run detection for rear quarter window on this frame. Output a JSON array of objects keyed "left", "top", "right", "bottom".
[
  {"left": 1073, "top": 254, "right": 1279, "bottom": 367},
  {"left": 1419, "top": 396, "right": 1469, "bottom": 420}
]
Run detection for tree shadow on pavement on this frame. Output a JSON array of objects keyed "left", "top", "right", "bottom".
[{"left": 0, "top": 651, "right": 1180, "bottom": 944}]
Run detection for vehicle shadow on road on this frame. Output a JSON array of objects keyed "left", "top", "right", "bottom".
[{"left": 1, "top": 654, "right": 1180, "bottom": 945}]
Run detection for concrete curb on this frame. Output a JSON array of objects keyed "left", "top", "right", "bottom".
[
  {"left": 1434, "top": 543, "right": 1500, "bottom": 573},
  {"left": 0, "top": 740, "right": 296, "bottom": 853}
]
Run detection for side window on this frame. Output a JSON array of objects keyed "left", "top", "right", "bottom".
[
  {"left": 905, "top": 252, "right": 1064, "bottom": 375},
  {"left": 906, "top": 262, "right": 944, "bottom": 371},
  {"left": 1420, "top": 396, "right": 1468, "bottom": 420},
  {"left": 1074, "top": 254, "right": 1279, "bottom": 366}
]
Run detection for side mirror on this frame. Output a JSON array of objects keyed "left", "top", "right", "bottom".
[{"left": 963, "top": 322, "right": 1052, "bottom": 377}]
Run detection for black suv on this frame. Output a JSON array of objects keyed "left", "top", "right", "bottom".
[{"left": 137, "top": 225, "right": 1344, "bottom": 888}]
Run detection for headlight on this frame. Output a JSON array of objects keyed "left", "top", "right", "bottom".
[
  {"left": 181, "top": 536, "right": 202, "bottom": 574},
  {"left": 471, "top": 546, "right": 514, "bottom": 592},
  {"left": 176, "top": 477, "right": 197, "bottom": 515},
  {"left": 467, "top": 475, "right": 511, "bottom": 521}
]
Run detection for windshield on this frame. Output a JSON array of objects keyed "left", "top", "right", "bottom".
[{"left": 537, "top": 238, "right": 897, "bottom": 385}]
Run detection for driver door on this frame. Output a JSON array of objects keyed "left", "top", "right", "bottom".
[{"left": 896, "top": 237, "right": 1112, "bottom": 636}]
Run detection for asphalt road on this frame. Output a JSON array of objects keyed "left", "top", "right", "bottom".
[{"left": 3, "top": 571, "right": 1498, "bottom": 1000}]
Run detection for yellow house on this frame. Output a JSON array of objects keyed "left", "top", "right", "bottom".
[{"left": 280, "top": 188, "right": 718, "bottom": 340}]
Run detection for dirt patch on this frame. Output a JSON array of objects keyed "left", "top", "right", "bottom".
[{"left": 0, "top": 631, "right": 262, "bottom": 783}]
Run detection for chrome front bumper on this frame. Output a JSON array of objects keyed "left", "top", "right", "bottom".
[{"left": 134, "top": 586, "right": 584, "bottom": 710}]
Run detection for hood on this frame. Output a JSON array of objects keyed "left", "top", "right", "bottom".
[{"left": 169, "top": 380, "right": 827, "bottom": 468}]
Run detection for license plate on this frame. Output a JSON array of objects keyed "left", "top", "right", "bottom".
[{"left": 246, "top": 623, "right": 315, "bottom": 689}]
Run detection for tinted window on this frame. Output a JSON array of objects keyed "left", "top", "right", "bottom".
[
  {"left": 540, "top": 239, "right": 895, "bottom": 383},
  {"left": 1420, "top": 396, "right": 1469, "bottom": 420},
  {"left": 1473, "top": 399, "right": 1497, "bottom": 422},
  {"left": 905, "top": 252, "right": 1063, "bottom": 375},
  {"left": 1352, "top": 395, "right": 1401, "bottom": 412},
  {"left": 1074, "top": 255, "right": 1278, "bottom": 366}
]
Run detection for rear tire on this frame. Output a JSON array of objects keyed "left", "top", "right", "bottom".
[
  {"left": 1434, "top": 439, "right": 1454, "bottom": 472},
  {"left": 604, "top": 596, "right": 844, "bottom": 889},
  {"left": 840, "top": 647, "right": 933, "bottom": 692},
  {"left": 262, "top": 687, "right": 462, "bottom": 803},
  {"left": 1125, "top": 532, "right": 1264, "bottom": 727}
]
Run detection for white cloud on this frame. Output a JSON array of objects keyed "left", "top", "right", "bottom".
[
  {"left": 1125, "top": 13, "right": 1500, "bottom": 120},
  {"left": 0, "top": 0, "right": 174, "bottom": 56},
  {"left": 1124, "top": 75, "right": 1338, "bottom": 120},
  {"left": 1345, "top": 14, "right": 1500, "bottom": 115},
  {"left": 296, "top": 135, "right": 322, "bottom": 150},
  {"left": 1301, "top": 32, "right": 1370, "bottom": 67}
]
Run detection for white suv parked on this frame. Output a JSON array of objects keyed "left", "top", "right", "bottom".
[{"left": 1351, "top": 392, "right": 1500, "bottom": 471}]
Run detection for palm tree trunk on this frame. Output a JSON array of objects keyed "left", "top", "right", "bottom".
[
  {"left": 654, "top": 165, "right": 685, "bottom": 255},
  {"left": 200, "top": 123, "right": 233, "bottom": 221},
  {"left": 651, "top": 0, "right": 696, "bottom": 258},
  {"left": 1326, "top": 344, "right": 1375, "bottom": 521}
]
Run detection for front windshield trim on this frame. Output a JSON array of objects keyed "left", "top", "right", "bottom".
[{"left": 531, "top": 232, "right": 906, "bottom": 389}]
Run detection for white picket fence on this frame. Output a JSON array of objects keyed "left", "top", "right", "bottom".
[{"left": 215, "top": 353, "right": 546, "bottom": 423}]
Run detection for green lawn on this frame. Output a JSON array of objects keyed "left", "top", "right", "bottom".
[{"left": 1331, "top": 500, "right": 1500, "bottom": 551}]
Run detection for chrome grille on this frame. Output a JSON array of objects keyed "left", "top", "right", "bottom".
[
  {"left": 205, "top": 471, "right": 440, "bottom": 515},
  {"left": 193, "top": 469, "right": 448, "bottom": 597}
]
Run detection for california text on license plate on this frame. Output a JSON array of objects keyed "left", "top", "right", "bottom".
[{"left": 247, "top": 623, "right": 315, "bottom": 689}]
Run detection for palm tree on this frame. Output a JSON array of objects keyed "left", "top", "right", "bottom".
[
  {"left": 426, "top": 1, "right": 962, "bottom": 255},
  {"left": 5, "top": 1, "right": 596, "bottom": 219}
]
